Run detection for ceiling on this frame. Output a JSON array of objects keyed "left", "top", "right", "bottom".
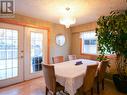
[{"left": 16, "top": 0, "right": 127, "bottom": 26}]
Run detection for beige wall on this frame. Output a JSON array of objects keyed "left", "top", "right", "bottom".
[
  {"left": 0, "top": 14, "right": 71, "bottom": 63},
  {"left": 49, "top": 24, "right": 71, "bottom": 63},
  {"left": 71, "top": 22, "right": 97, "bottom": 33}
]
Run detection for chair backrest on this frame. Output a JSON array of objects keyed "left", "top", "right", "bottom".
[
  {"left": 97, "top": 60, "right": 109, "bottom": 81},
  {"left": 52, "top": 56, "right": 64, "bottom": 64},
  {"left": 42, "top": 64, "right": 56, "bottom": 93},
  {"left": 68, "top": 55, "right": 76, "bottom": 61},
  {"left": 83, "top": 64, "right": 98, "bottom": 92}
]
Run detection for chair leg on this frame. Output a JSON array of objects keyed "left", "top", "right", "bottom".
[
  {"left": 91, "top": 88, "right": 93, "bottom": 95},
  {"left": 97, "top": 80, "right": 100, "bottom": 94},
  {"left": 102, "top": 78, "right": 104, "bottom": 90},
  {"left": 46, "top": 87, "right": 48, "bottom": 95}
]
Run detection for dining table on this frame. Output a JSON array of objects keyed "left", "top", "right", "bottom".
[{"left": 52, "top": 59, "right": 99, "bottom": 95}]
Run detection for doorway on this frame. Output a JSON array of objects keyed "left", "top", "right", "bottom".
[{"left": 0, "top": 23, "right": 48, "bottom": 87}]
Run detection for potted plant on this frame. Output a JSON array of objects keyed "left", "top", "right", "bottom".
[{"left": 96, "top": 10, "right": 127, "bottom": 93}]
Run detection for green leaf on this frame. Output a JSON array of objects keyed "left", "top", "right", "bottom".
[{"left": 96, "top": 10, "right": 127, "bottom": 76}]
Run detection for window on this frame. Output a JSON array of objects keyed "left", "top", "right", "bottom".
[
  {"left": 80, "top": 31, "right": 97, "bottom": 54},
  {"left": 0, "top": 29, "right": 18, "bottom": 80},
  {"left": 31, "top": 32, "right": 43, "bottom": 73}
]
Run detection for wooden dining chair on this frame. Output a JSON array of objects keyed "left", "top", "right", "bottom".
[
  {"left": 77, "top": 64, "right": 98, "bottom": 95},
  {"left": 96, "top": 60, "right": 109, "bottom": 94},
  {"left": 68, "top": 55, "right": 76, "bottom": 61},
  {"left": 52, "top": 56, "right": 64, "bottom": 64},
  {"left": 42, "top": 64, "right": 64, "bottom": 95}
]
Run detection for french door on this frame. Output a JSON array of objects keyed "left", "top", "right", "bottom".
[
  {"left": 24, "top": 27, "right": 48, "bottom": 80},
  {"left": 0, "top": 23, "right": 48, "bottom": 87},
  {"left": 0, "top": 23, "right": 24, "bottom": 87}
]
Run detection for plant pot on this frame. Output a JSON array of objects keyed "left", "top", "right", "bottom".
[{"left": 112, "top": 74, "right": 127, "bottom": 93}]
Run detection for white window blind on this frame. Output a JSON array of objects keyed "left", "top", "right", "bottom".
[{"left": 80, "top": 31, "right": 97, "bottom": 54}]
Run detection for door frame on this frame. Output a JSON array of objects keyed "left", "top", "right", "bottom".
[
  {"left": 0, "top": 20, "right": 50, "bottom": 87},
  {"left": 0, "top": 18, "right": 50, "bottom": 64}
]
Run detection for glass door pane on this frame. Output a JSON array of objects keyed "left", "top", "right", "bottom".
[
  {"left": 0, "top": 29, "right": 18, "bottom": 80},
  {"left": 31, "top": 32, "right": 43, "bottom": 73}
]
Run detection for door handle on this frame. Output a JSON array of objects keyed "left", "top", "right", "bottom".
[
  {"left": 20, "top": 50, "right": 24, "bottom": 58},
  {"left": 21, "top": 56, "right": 24, "bottom": 58}
]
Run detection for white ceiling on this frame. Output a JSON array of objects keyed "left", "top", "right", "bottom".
[{"left": 16, "top": 0, "right": 127, "bottom": 26}]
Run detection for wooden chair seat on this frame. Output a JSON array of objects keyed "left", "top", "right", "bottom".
[
  {"left": 52, "top": 56, "right": 64, "bottom": 64},
  {"left": 96, "top": 60, "right": 109, "bottom": 94},
  {"left": 76, "top": 64, "right": 98, "bottom": 95},
  {"left": 68, "top": 55, "right": 76, "bottom": 61},
  {"left": 43, "top": 64, "right": 64, "bottom": 95}
]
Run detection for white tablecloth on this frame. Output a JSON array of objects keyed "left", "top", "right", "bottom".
[{"left": 53, "top": 59, "right": 98, "bottom": 95}]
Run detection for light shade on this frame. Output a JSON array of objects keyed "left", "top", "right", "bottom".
[{"left": 59, "top": 16, "right": 76, "bottom": 28}]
